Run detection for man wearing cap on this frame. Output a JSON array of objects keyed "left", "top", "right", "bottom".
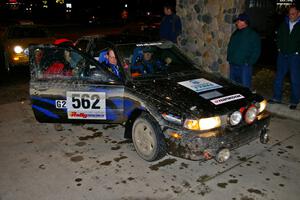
[
  {"left": 270, "top": 5, "right": 300, "bottom": 110},
  {"left": 227, "top": 13, "right": 261, "bottom": 89},
  {"left": 160, "top": 3, "right": 182, "bottom": 43}
]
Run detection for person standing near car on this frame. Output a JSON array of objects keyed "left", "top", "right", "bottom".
[
  {"left": 270, "top": 5, "right": 300, "bottom": 110},
  {"left": 227, "top": 13, "right": 261, "bottom": 89},
  {"left": 159, "top": 3, "right": 182, "bottom": 44}
]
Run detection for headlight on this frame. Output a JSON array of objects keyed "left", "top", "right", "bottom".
[
  {"left": 245, "top": 106, "right": 258, "bottom": 124},
  {"left": 258, "top": 99, "right": 267, "bottom": 113},
  {"left": 184, "top": 116, "right": 221, "bottom": 131},
  {"left": 14, "top": 46, "right": 24, "bottom": 54},
  {"left": 184, "top": 119, "right": 200, "bottom": 130},
  {"left": 229, "top": 111, "right": 242, "bottom": 126}
]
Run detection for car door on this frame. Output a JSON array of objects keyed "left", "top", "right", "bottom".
[{"left": 29, "top": 45, "right": 125, "bottom": 124}]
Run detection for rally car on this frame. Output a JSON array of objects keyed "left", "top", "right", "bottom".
[{"left": 29, "top": 35, "right": 271, "bottom": 163}]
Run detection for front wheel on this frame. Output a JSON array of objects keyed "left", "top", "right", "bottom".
[{"left": 132, "top": 112, "right": 166, "bottom": 161}]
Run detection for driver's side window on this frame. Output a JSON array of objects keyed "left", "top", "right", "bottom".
[
  {"left": 33, "top": 47, "right": 78, "bottom": 79},
  {"left": 32, "top": 47, "right": 116, "bottom": 83}
]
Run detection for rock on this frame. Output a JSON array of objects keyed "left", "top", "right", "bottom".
[{"left": 54, "top": 124, "right": 64, "bottom": 131}]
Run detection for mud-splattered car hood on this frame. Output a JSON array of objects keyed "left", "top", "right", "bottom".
[{"left": 132, "top": 70, "right": 257, "bottom": 118}]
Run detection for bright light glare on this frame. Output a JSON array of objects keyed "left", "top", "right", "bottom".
[
  {"left": 259, "top": 99, "right": 267, "bottom": 113},
  {"left": 14, "top": 46, "right": 23, "bottom": 54},
  {"left": 199, "top": 117, "right": 221, "bottom": 131},
  {"left": 184, "top": 116, "right": 221, "bottom": 131},
  {"left": 184, "top": 119, "right": 199, "bottom": 130}
]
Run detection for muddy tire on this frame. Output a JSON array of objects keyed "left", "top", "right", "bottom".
[{"left": 132, "top": 112, "right": 166, "bottom": 161}]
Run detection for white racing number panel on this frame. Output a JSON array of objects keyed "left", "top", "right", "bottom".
[
  {"left": 178, "top": 78, "right": 223, "bottom": 93},
  {"left": 210, "top": 94, "right": 245, "bottom": 105},
  {"left": 66, "top": 91, "right": 106, "bottom": 120}
]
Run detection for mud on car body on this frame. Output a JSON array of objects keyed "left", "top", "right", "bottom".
[{"left": 29, "top": 36, "right": 271, "bottom": 162}]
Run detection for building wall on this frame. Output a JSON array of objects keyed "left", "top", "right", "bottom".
[{"left": 177, "top": 0, "right": 246, "bottom": 77}]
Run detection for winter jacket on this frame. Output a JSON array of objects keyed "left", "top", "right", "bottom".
[
  {"left": 159, "top": 14, "right": 182, "bottom": 43},
  {"left": 277, "top": 16, "right": 300, "bottom": 54},
  {"left": 227, "top": 27, "right": 261, "bottom": 65}
]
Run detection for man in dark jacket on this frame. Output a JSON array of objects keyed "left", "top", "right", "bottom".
[
  {"left": 159, "top": 4, "right": 182, "bottom": 43},
  {"left": 227, "top": 13, "right": 261, "bottom": 89},
  {"left": 270, "top": 5, "right": 300, "bottom": 110}
]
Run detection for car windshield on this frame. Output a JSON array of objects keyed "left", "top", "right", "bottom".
[
  {"left": 116, "top": 42, "right": 199, "bottom": 79},
  {"left": 8, "top": 26, "right": 48, "bottom": 39}
]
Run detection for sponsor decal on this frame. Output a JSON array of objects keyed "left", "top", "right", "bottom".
[
  {"left": 210, "top": 94, "right": 245, "bottom": 105},
  {"left": 55, "top": 100, "right": 67, "bottom": 109},
  {"left": 136, "top": 42, "right": 162, "bottom": 47},
  {"left": 200, "top": 91, "right": 223, "bottom": 100},
  {"left": 66, "top": 91, "right": 106, "bottom": 120},
  {"left": 68, "top": 112, "right": 106, "bottom": 119},
  {"left": 69, "top": 112, "right": 88, "bottom": 119},
  {"left": 178, "top": 78, "right": 222, "bottom": 93}
]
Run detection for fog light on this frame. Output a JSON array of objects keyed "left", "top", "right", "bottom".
[
  {"left": 170, "top": 132, "right": 182, "bottom": 139},
  {"left": 215, "top": 148, "right": 230, "bottom": 163},
  {"left": 13, "top": 56, "right": 20, "bottom": 61},
  {"left": 245, "top": 106, "right": 258, "bottom": 124},
  {"left": 229, "top": 111, "right": 242, "bottom": 126},
  {"left": 258, "top": 99, "right": 267, "bottom": 113}
]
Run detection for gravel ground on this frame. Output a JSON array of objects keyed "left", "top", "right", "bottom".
[{"left": 253, "top": 68, "right": 290, "bottom": 103}]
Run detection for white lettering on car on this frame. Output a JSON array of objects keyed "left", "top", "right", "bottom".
[
  {"left": 66, "top": 91, "right": 106, "bottom": 120},
  {"left": 210, "top": 94, "right": 245, "bottom": 105},
  {"left": 136, "top": 42, "right": 163, "bottom": 47},
  {"left": 178, "top": 78, "right": 223, "bottom": 93},
  {"left": 55, "top": 100, "right": 67, "bottom": 109}
]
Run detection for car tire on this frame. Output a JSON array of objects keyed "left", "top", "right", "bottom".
[{"left": 132, "top": 112, "right": 166, "bottom": 161}]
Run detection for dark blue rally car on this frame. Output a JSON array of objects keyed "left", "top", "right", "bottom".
[{"left": 29, "top": 35, "right": 271, "bottom": 163}]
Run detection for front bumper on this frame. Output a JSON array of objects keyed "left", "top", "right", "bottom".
[{"left": 163, "top": 111, "right": 271, "bottom": 161}]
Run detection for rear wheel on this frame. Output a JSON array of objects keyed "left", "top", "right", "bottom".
[{"left": 132, "top": 112, "right": 166, "bottom": 161}]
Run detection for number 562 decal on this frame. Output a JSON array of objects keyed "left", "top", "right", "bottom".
[{"left": 66, "top": 91, "right": 106, "bottom": 120}]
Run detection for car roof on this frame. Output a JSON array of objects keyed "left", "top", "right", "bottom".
[{"left": 79, "top": 33, "right": 158, "bottom": 45}]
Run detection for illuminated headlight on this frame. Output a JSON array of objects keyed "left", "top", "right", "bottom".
[
  {"left": 245, "top": 106, "right": 258, "bottom": 124},
  {"left": 184, "top": 116, "right": 221, "bottom": 131},
  {"left": 229, "top": 111, "right": 242, "bottom": 126},
  {"left": 258, "top": 99, "right": 267, "bottom": 113},
  {"left": 184, "top": 119, "right": 199, "bottom": 130},
  {"left": 14, "top": 46, "right": 24, "bottom": 54}
]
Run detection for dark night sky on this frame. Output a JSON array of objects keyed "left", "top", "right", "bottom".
[
  {"left": 0, "top": 0, "right": 174, "bottom": 22},
  {"left": 1, "top": 0, "right": 299, "bottom": 23}
]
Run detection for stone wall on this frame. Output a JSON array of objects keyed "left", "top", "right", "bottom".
[{"left": 177, "top": 0, "right": 246, "bottom": 77}]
